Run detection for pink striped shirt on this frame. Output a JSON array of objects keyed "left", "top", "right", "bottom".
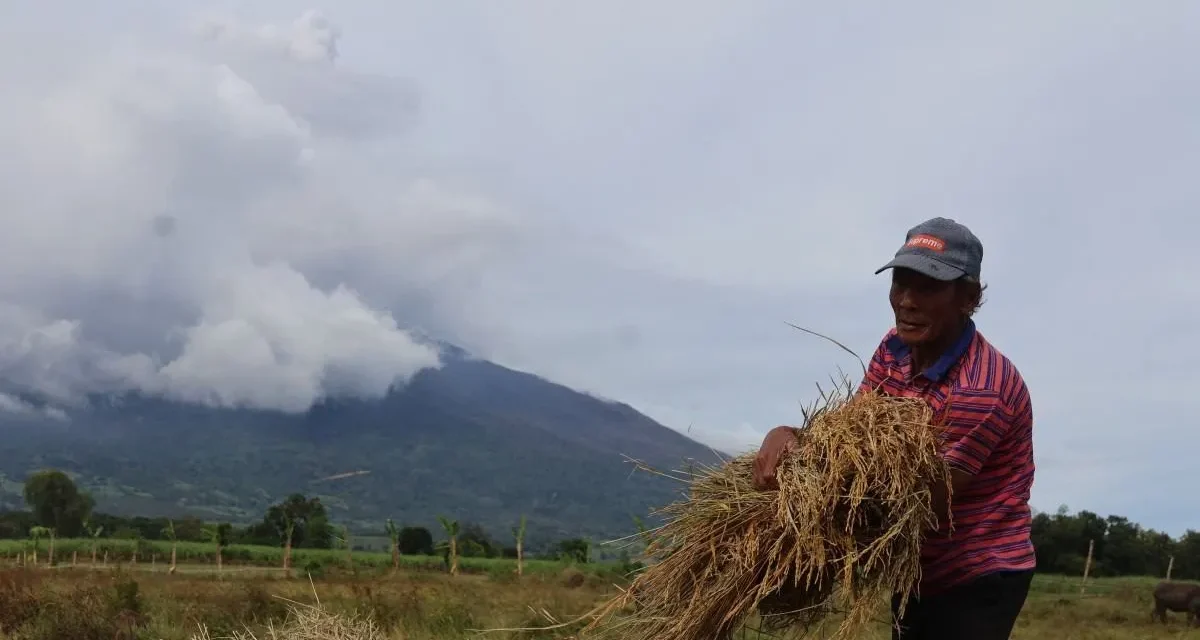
[{"left": 857, "top": 320, "right": 1036, "bottom": 593}]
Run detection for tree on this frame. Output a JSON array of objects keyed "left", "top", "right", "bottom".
[
  {"left": 305, "top": 512, "right": 333, "bottom": 549},
  {"left": 174, "top": 516, "right": 207, "bottom": 543},
  {"left": 1102, "top": 515, "right": 1143, "bottom": 576},
  {"left": 398, "top": 526, "right": 434, "bottom": 556},
  {"left": 244, "top": 494, "right": 332, "bottom": 549},
  {"left": 23, "top": 469, "right": 94, "bottom": 537},
  {"left": 557, "top": 538, "right": 591, "bottom": 563},
  {"left": 458, "top": 522, "right": 497, "bottom": 558}
]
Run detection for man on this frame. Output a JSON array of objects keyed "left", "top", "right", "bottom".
[{"left": 752, "top": 217, "right": 1036, "bottom": 640}]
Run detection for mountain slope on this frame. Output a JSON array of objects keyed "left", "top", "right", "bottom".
[{"left": 0, "top": 347, "right": 725, "bottom": 546}]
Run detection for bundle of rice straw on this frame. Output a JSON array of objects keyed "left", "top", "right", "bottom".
[{"left": 577, "top": 380, "right": 951, "bottom": 640}]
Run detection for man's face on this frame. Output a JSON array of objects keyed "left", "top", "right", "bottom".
[{"left": 889, "top": 267, "right": 966, "bottom": 347}]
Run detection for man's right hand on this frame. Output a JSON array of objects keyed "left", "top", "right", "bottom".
[{"left": 752, "top": 426, "right": 800, "bottom": 491}]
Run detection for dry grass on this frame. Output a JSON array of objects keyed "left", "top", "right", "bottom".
[
  {"left": 191, "top": 600, "right": 386, "bottom": 640},
  {"left": 0, "top": 562, "right": 1192, "bottom": 638},
  {"left": 569, "top": 383, "right": 951, "bottom": 640}
]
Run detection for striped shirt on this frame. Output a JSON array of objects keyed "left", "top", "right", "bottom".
[{"left": 857, "top": 319, "right": 1036, "bottom": 593}]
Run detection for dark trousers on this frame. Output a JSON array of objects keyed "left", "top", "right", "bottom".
[{"left": 890, "top": 569, "right": 1034, "bottom": 640}]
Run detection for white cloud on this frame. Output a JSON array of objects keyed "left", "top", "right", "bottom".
[
  {"left": 0, "top": 6, "right": 524, "bottom": 414},
  {"left": 156, "top": 261, "right": 440, "bottom": 411}
]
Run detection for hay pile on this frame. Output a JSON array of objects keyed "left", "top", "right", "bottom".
[{"left": 580, "top": 384, "right": 951, "bottom": 640}]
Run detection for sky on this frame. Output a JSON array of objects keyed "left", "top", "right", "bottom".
[{"left": 2, "top": 1, "right": 1199, "bottom": 534}]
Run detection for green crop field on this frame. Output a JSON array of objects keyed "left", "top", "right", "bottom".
[{"left": 0, "top": 537, "right": 627, "bottom": 581}]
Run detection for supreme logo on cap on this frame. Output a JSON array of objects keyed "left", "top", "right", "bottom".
[{"left": 905, "top": 234, "right": 946, "bottom": 252}]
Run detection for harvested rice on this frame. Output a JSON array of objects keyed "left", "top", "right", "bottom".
[{"left": 578, "top": 381, "right": 951, "bottom": 640}]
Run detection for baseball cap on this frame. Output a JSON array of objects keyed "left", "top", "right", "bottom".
[{"left": 874, "top": 217, "right": 983, "bottom": 281}]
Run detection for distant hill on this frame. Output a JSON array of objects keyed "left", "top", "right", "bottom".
[{"left": 0, "top": 344, "right": 725, "bottom": 548}]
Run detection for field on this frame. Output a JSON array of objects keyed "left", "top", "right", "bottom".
[
  {"left": 0, "top": 537, "right": 614, "bottom": 579},
  {"left": 0, "top": 543, "right": 1194, "bottom": 640}
]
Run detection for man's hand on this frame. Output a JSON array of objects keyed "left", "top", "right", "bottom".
[{"left": 753, "top": 426, "right": 801, "bottom": 490}]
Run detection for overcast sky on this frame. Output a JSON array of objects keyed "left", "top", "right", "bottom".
[{"left": 2, "top": 1, "right": 1199, "bottom": 534}]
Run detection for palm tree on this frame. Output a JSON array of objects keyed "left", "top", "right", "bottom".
[{"left": 438, "top": 516, "right": 460, "bottom": 576}]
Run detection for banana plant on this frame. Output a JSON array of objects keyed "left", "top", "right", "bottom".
[
  {"left": 85, "top": 520, "right": 104, "bottom": 565},
  {"left": 512, "top": 515, "right": 527, "bottom": 576},
  {"left": 333, "top": 525, "right": 354, "bottom": 571},
  {"left": 28, "top": 526, "right": 50, "bottom": 566},
  {"left": 202, "top": 523, "right": 231, "bottom": 576},
  {"left": 281, "top": 516, "right": 296, "bottom": 577},
  {"left": 385, "top": 519, "right": 400, "bottom": 572},
  {"left": 162, "top": 519, "right": 178, "bottom": 574},
  {"left": 438, "top": 516, "right": 460, "bottom": 576}
]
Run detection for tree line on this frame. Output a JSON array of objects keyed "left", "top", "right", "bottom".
[
  {"left": 17, "top": 468, "right": 1200, "bottom": 579},
  {"left": 8, "top": 469, "right": 594, "bottom": 564},
  {"left": 1031, "top": 505, "right": 1195, "bottom": 579}
]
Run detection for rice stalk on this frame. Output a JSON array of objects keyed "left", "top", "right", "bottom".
[{"left": 571, "top": 377, "right": 951, "bottom": 640}]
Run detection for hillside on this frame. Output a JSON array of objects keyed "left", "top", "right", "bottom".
[{"left": 0, "top": 345, "right": 724, "bottom": 547}]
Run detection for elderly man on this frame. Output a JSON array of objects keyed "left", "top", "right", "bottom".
[{"left": 752, "top": 217, "right": 1036, "bottom": 640}]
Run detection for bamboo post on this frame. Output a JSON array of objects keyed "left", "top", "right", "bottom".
[
  {"left": 1167, "top": 556, "right": 1175, "bottom": 580},
  {"left": 1079, "top": 539, "right": 1094, "bottom": 595}
]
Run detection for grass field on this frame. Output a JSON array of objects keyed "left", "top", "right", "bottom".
[
  {"left": 0, "top": 537, "right": 625, "bottom": 580},
  {"left": 0, "top": 559, "right": 1192, "bottom": 639}
]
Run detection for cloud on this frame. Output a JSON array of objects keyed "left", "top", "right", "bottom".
[
  {"left": 197, "top": 10, "right": 342, "bottom": 63},
  {"left": 0, "top": 8, "right": 523, "bottom": 413},
  {"left": 0, "top": 393, "right": 68, "bottom": 422}
]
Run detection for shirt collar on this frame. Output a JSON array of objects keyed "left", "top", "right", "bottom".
[{"left": 885, "top": 319, "right": 977, "bottom": 382}]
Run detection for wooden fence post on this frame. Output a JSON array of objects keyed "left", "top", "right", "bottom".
[
  {"left": 1167, "top": 556, "right": 1175, "bottom": 581},
  {"left": 1079, "top": 539, "right": 1095, "bottom": 595}
]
